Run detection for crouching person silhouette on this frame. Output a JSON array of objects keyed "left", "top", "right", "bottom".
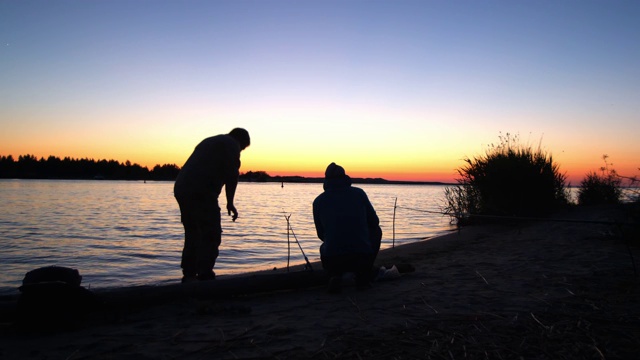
[{"left": 313, "top": 163, "right": 382, "bottom": 293}]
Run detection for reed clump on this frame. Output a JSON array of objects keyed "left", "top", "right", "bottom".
[
  {"left": 444, "top": 133, "right": 569, "bottom": 223},
  {"left": 578, "top": 155, "right": 622, "bottom": 206}
]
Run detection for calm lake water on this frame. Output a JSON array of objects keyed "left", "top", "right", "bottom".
[{"left": 0, "top": 179, "right": 456, "bottom": 295}]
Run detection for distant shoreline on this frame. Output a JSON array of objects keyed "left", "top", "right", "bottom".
[
  {"left": 0, "top": 176, "right": 453, "bottom": 186},
  {"left": 0, "top": 155, "right": 454, "bottom": 184},
  {"left": 245, "top": 175, "right": 453, "bottom": 186}
]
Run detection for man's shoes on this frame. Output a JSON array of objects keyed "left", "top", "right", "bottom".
[
  {"left": 183, "top": 271, "right": 216, "bottom": 283},
  {"left": 181, "top": 276, "right": 198, "bottom": 283},
  {"left": 197, "top": 272, "right": 216, "bottom": 281},
  {"left": 327, "top": 276, "right": 342, "bottom": 294}
]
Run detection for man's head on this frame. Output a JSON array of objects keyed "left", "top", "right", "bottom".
[
  {"left": 325, "top": 162, "right": 347, "bottom": 179},
  {"left": 323, "top": 162, "right": 351, "bottom": 190},
  {"left": 229, "top": 128, "right": 250, "bottom": 150}
]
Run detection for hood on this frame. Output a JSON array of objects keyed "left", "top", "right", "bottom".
[{"left": 323, "top": 162, "right": 352, "bottom": 190}]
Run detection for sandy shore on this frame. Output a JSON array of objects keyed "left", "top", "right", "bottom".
[{"left": 1, "top": 205, "right": 639, "bottom": 359}]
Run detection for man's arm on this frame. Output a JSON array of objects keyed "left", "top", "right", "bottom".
[
  {"left": 312, "top": 200, "right": 325, "bottom": 241},
  {"left": 363, "top": 193, "right": 382, "bottom": 254},
  {"left": 225, "top": 177, "right": 238, "bottom": 221},
  {"left": 221, "top": 137, "right": 241, "bottom": 222}
]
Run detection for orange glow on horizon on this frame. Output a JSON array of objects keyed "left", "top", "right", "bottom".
[
  {"left": 240, "top": 161, "right": 640, "bottom": 186},
  {"left": 1, "top": 149, "right": 637, "bottom": 186}
]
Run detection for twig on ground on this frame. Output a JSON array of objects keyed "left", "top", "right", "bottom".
[
  {"left": 476, "top": 270, "right": 489, "bottom": 285},
  {"left": 420, "top": 296, "right": 439, "bottom": 313}
]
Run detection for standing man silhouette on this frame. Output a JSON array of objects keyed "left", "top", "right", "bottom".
[{"left": 174, "top": 128, "right": 250, "bottom": 282}]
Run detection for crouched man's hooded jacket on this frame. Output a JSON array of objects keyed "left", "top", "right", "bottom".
[{"left": 313, "top": 163, "right": 382, "bottom": 258}]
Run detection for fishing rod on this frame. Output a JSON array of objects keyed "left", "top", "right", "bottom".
[{"left": 283, "top": 212, "right": 313, "bottom": 271}]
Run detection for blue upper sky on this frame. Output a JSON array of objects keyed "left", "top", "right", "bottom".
[{"left": 1, "top": 0, "right": 639, "bottom": 181}]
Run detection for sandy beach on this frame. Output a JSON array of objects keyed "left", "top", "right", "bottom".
[{"left": 1, "top": 204, "right": 638, "bottom": 359}]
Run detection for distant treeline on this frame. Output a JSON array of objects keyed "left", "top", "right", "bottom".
[
  {"left": 0, "top": 154, "right": 448, "bottom": 185},
  {"left": 0, "top": 155, "right": 180, "bottom": 181},
  {"left": 0, "top": 155, "right": 284, "bottom": 182}
]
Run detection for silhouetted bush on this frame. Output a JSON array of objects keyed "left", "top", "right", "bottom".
[
  {"left": 444, "top": 133, "right": 569, "bottom": 222},
  {"left": 578, "top": 155, "right": 633, "bottom": 206},
  {"left": 578, "top": 162, "right": 621, "bottom": 206},
  {"left": 578, "top": 171, "right": 621, "bottom": 205}
]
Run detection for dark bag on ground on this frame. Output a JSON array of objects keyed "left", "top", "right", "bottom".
[{"left": 16, "top": 266, "right": 97, "bottom": 330}]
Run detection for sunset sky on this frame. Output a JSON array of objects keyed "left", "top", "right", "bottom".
[{"left": 1, "top": 0, "right": 638, "bottom": 183}]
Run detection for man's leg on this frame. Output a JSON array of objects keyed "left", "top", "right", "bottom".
[
  {"left": 196, "top": 200, "right": 222, "bottom": 281},
  {"left": 321, "top": 255, "right": 346, "bottom": 293},
  {"left": 180, "top": 221, "right": 199, "bottom": 281},
  {"left": 321, "top": 255, "right": 345, "bottom": 278},
  {"left": 354, "top": 253, "right": 376, "bottom": 289},
  {"left": 196, "top": 223, "right": 221, "bottom": 280},
  {"left": 176, "top": 195, "right": 199, "bottom": 281}
]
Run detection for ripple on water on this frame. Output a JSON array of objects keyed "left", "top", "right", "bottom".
[{"left": 0, "top": 181, "right": 456, "bottom": 295}]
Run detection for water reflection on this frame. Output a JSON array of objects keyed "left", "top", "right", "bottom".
[{"left": 0, "top": 180, "right": 455, "bottom": 294}]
